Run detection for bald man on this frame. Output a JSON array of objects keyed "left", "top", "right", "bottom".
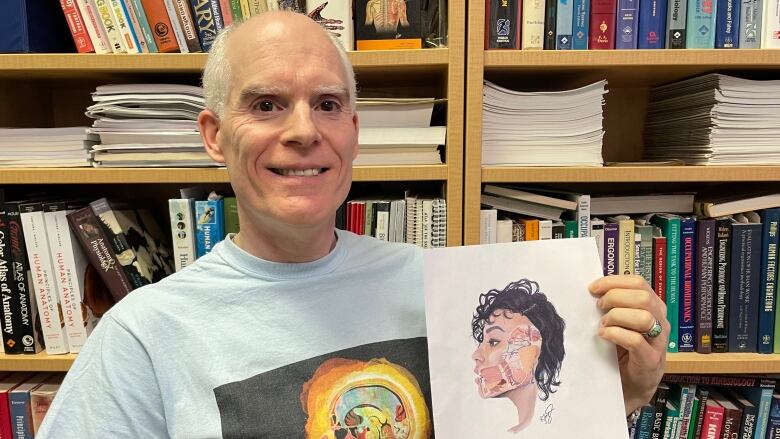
[{"left": 37, "top": 12, "right": 667, "bottom": 438}]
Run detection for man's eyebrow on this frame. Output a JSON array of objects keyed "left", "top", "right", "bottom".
[
  {"left": 485, "top": 326, "right": 505, "bottom": 334},
  {"left": 237, "top": 86, "right": 284, "bottom": 102},
  {"left": 314, "top": 85, "right": 349, "bottom": 97}
]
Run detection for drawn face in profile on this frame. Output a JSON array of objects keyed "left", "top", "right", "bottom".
[{"left": 472, "top": 310, "right": 542, "bottom": 399}]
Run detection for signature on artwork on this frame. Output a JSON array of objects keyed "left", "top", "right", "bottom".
[{"left": 540, "top": 404, "right": 554, "bottom": 424}]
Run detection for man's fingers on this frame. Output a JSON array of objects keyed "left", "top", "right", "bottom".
[
  {"left": 590, "top": 275, "right": 653, "bottom": 297},
  {"left": 598, "top": 325, "right": 665, "bottom": 370},
  {"left": 598, "top": 288, "right": 667, "bottom": 318},
  {"left": 601, "top": 308, "right": 670, "bottom": 349}
]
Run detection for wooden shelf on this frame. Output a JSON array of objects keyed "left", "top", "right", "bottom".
[
  {"left": 0, "top": 353, "right": 76, "bottom": 372},
  {"left": 0, "top": 165, "right": 449, "bottom": 184},
  {"left": 482, "top": 166, "right": 780, "bottom": 183},
  {"left": 666, "top": 353, "right": 780, "bottom": 374},
  {"left": 0, "top": 50, "right": 449, "bottom": 77}
]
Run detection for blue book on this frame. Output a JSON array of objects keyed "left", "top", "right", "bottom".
[
  {"left": 735, "top": 379, "right": 776, "bottom": 439},
  {"left": 686, "top": 0, "right": 718, "bottom": 46},
  {"left": 767, "top": 392, "right": 780, "bottom": 439},
  {"left": 128, "top": 0, "right": 159, "bottom": 53},
  {"left": 556, "top": 0, "right": 574, "bottom": 48},
  {"left": 758, "top": 208, "right": 780, "bottom": 354},
  {"left": 729, "top": 219, "right": 762, "bottom": 353},
  {"left": 189, "top": 0, "right": 219, "bottom": 51},
  {"left": 715, "top": 0, "right": 741, "bottom": 46},
  {"left": 635, "top": 404, "right": 656, "bottom": 438},
  {"left": 9, "top": 373, "right": 49, "bottom": 439},
  {"left": 638, "top": 0, "right": 669, "bottom": 47},
  {"left": 0, "top": 0, "right": 76, "bottom": 53},
  {"left": 117, "top": 0, "right": 143, "bottom": 52},
  {"left": 195, "top": 197, "right": 225, "bottom": 258},
  {"left": 616, "top": 0, "right": 641, "bottom": 48},
  {"left": 651, "top": 214, "right": 681, "bottom": 353},
  {"left": 572, "top": 0, "right": 591, "bottom": 48},
  {"left": 678, "top": 217, "right": 697, "bottom": 352}
]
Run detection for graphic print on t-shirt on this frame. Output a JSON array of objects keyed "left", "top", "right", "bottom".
[{"left": 214, "top": 337, "right": 433, "bottom": 438}]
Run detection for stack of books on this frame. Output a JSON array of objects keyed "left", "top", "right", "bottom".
[
  {"left": 86, "top": 84, "right": 215, "bottom": 167},
  {"left": 644, "top": 74, "right": 780, "bottom": 165},
  {"left": 355, "top": 98, "right": 446, "bottom": 166},
  {"left": 0, "top": 127, "right": 93, "bottom": 167},
  {"left": 481, "top": 80, "right": 608, "bottom": 166}
]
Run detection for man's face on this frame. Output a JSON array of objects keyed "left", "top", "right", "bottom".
[
  {"left": 215, "top": 24, "right": 358, "bottom": 230},
  {"left": 472, "top": 310, "right": 542, "bottom": 398}
]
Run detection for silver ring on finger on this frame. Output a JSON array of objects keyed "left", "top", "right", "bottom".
[{"left": 643, "top": 319, "right": 662, "bottom": 338}]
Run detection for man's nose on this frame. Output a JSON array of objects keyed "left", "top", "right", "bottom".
[{"left": 281, "top": 104, "right": 321, "bottom": 148}]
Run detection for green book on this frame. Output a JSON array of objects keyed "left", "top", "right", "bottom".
[
  {"left": 563, "top": 220, "right": 578, "bottom": 238},
  {"left": 650, "top": 214, "right": 681, "bottom": 353},
  {"left": 223, "top": 197, "right": 240, "bottom": 236},
  {"left": 686, "top": 396, "right": 699, "bottom": 439}
]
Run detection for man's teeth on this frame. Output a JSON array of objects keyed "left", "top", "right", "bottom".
[{"left": 273, "top": 168, "right": 322, "bottom": 176}]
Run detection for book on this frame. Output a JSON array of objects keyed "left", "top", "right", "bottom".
[
  {"left": 195, "top": 193, "right": 224, "bottom": 257},
  {"left": 592, "top": 218, "right": 606, "bottom": 265},
  {"left": 107, "top": 0, "right": 141, "bottom": 53},
  {"left": 93, "top": 0, "right": 128, "bottom": 52},
  {"left": 702, "top": 397, "right": 725, "bottom": 439},
  {"left": 686, "top": 0, "right": 717, "bottom": 47},
  {"left": 307, "top": 0, "right": 354, "bottom": 50},
  {"left": 678, "top": 216, "right": 696, "bottom": 352},
  {"left": 30, "top": 374, "right": 62, "bottom": 435},
  {"left": 739, "top": 0, "right": 763, "bottom": 47},
  {"left": 90, "top": 198, "right": 149, "bottom": 290},
  {"left": 695, "top": 218, "right": 716, "bottom": 354},
  {"left": 59, "top": 0, "right": 96, "bottom": 53},
  {"left": 480, "top": 194, "right": 566, "bottom": 220},
  {"left": 651, "top": 214, "right": 682, "bottom": 352},
  {"left": 638, "top": 0, "right": 669, "bottom": 47},
  {"left": 712, "top": 217, "right": 732, "bottom": 353},
  {"left": 604, "top": 221, "right": 620, "bottom": 275},
  {"left": 767, "top": 392, "right": 780, "bottom": 439},
  {"left": 169, "top": 198, "right": 197, "bottom": 271},
  {"left": 616, "top": 0, "right": 640, "bottom": 48},
  {"left": 590, "top": 194, "right": 694, "bottom": 216},
  {"left": 9, "top": 373, "right": 50, "bottom": 439},
  {"left": 589, "top": 0, "right": 617, "bottom": 48},
  {"left": 653, "top": 234, "right": 668, "bottom": 302},
  {"left": 163, "top": 0, "right": 200, "bottom": 52},
  {"left": 189, "top": 0, "right": 219, "bottom": 51},
  {"left": 636, "top": 222, "right": 655, "bottom": 285},
  {"left": 709, "top": 389, "right": 743, "bottom": 438},
  {"left": 724, "top": 389, "right": 757, "bottom": 439},
  {"left": 19, "top": 202, "right": 70, "bottom": 355},
  {"left": 556, "top": 0, "right": 574, "bottom": 48},
  {"left": 608, "top": 216, "right": 635, "bottom": 276},
  {"left": 653, "top": 383, "right": 671, "bottom": 438},
  {"left": 480, "top": 209, "right": 497, "bottom": 244},
  {"left": 121, "top": 0, "right": 151, "bottom": 52},
  {"left": 485, "top": 0, "right": 521, "bottom": 48},
  {"left": 758, "top": 208, "right": 779, "bottom": 353},
  {"left": 715, "top": 0, "right": 741, "bottom": 46},
  {"left": 355, "top": 0, "right": 423, "bottom": 50},
  {"left": 543, "top": 0, "right": 557, "bottom": 48},
  {"left": 482, "top": 185, "right": 578, "bottom": 210},
  {"left": 139, "top": 0, "right": 180, "bottom": 52},
  {"left": 74, "top": 0, "right": 112, "bottom": 53},
  {"left": 763, "top": 0, "right": 780, "bottom": 47},
  {"left": 67, "top": 206, "right": 133, "bottom": 303},
  {"left": 0, "top": 0, "right": 77, "bottom": 53},
  {"left": 126, "top": 0, "right": 159, "bottom": 52},
  {"left": 667, "top": 0, "right": 689, "bottom": 47},
  {"left": 572, "top": 0, "right": 591, "bottom": 49},
  {"left": 523, "top": 0, "right": 546, "bottom": 49},
  {"left": 0, "top": 373, "right": 34, "bottom": 439},
  {"left": 728, "top": 214, "right": 762, "bottom": 352}
]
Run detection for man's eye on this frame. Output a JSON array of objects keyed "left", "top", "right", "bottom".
[
  {"left": 318, "top": 100, "right": 341, "bottom": 112},
  {"left": 254, "top": 100, "right": 276, "bottom": 112}
]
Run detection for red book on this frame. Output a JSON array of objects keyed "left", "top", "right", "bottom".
[
  {"left": 139, "top": 0, "right": 181, "bottom": 52},
  {"left": 702, "top": 397, "right": 725, "bottom": 439},
  {"left": 219, "top": 0, "right": 232, "bottom": 26},
  {"left": 0, "top": 372, "right": 35, "bottom": 439},
  {"left": 589, "top": 0, "right": 617, "bottom": 49},
  {"left": 653, "top": 236, "right": 667, "bottom": 301},
  {"left": 59, "top": 0, "right": 95, "bottom": 53},
  {"left": 346, "top": 201, "right": 355, "bottom": 233}
]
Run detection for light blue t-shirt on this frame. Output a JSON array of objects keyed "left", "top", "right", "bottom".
[{"left": 37, "top": 230, "right": 431, "bottom": 438}]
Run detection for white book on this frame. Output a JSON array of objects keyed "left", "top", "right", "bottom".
[
  {"left": 763, "top": 0, "right": 780, "bottom": 47},
  {"left": 108, "top": 0, "right": 140, "bottom": 53},
  {"left": 75, "top": 0, "right": 112, "bottom": 53},
  {"left": 392, "top": 199, "right": 406, "bottom": 244},
  {"left": 307, "top": 0, "right": 354, "bottom": 50},
  {"left": 168, "top": 198, "right": 197, "bottom": 271},
  {"left": 522, "top": 0, "right": 546, "bottom": 49},
  {"left": 405, "top": 195, "right": 418, "bottom": 245},
  {"left": 122, "top": 0, "right": 150, "bottom": 53},
  {"left": 43, "top": 203, "right": 99, "bottom": 353},
  {"left": 91, "top": 0, "right": 127, "bottom": 52},
  {"left": 539, "top": 219, "right": 553, "bottom": 239},
  {"left": 480, "top": 209, "right": 498, "bottom": 244},
  {"left": 19, "top": 204, "right": 69, "bottom": 355},
  {"left": 496, "top": 219, "right": 513, "bottom": 243},
  {"left": 359, "top": 127, "right": 447, "bottom": 146},
  {"left": 432, "top": 198, "right": 447, "bottom": 248},
  {"left": 591, "top": 218, "right": 606, "bottom": 266},
  {"left": 422, "top": 199, "right": 434, "bottom": 249},
  {"left": 163, "top": 0, "right": 190, "bottom": 53}
]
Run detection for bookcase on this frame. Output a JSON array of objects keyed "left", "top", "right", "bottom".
[
  {"left": 0, "top": 1, "right": 465, "bottom": 371},
  {"left": 464, "top": 0, "right": 780, "bottom": 374}
]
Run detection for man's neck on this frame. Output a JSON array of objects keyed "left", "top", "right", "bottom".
[{"left": 232, "top": 221, "right": 338, "bottom": 263}]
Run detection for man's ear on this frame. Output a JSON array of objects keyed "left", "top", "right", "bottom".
[
  {"left": 351, "top": 112, "right": 359, "bottom": 160},
  {"left": 198, "top": 109, "right": 225, "bottom": 164}
]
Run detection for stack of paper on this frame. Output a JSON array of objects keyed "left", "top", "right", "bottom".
[
  {"left": 644, "top": 74, "right": 780, "bottom": 165},
  {"left": 0, "top": 127, "right": 94, "bottom": 167},
  {"left": 87, "top": 84, "right": 216, "bottom": 168},
  {"left": 354, "top": 98, "right": 445, "bottom": 166},
  {"left": 482, "top": 80, "right": 607, "bottom": 166}
]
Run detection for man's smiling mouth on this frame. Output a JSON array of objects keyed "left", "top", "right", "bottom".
[{"left": 270, "top": 168, "right": 327, "bottom": 176}]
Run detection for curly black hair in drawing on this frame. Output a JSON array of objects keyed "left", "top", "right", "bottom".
[{"left": 471, "top": 279, "right": 566, "bottom": 401}]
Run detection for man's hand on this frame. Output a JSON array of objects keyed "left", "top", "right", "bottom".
[{"left": 589, "top": 275, "right": 669, "bottom": 415}]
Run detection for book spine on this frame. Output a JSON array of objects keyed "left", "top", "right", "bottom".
[
  {"left": 364, "top": 201, "right": 374, "bottom": 237},
  {"left": 739, "top": 0, "right": 763, "bottom": 46},
  {"left": 9, "top": 390, "right": 32, "bottom": 439},
  {"left": 523, "top": 0, "right": 546, "bottom": 48},
  {"left": 195, "top": 199, "right": 224, "bottom": 257},
  {"left": 652, "top": 385, "right": 671, "bottom": 439},
  {"left": 667, "top": 0, "right": 689, "bottom": 46},
  {"left": 678, "top": 218, "right": 696, "bottom": 352},
  {"left": 737, "top": 398, "right": 756, "bottom": 438},
  {"left": 228, "top": 0, "right": 242, "bottom": 22},
  {"left": 557, "top": 0, "right": 574, "bottom": 48},
  {"left": 163, "top": 0, "right": 191, "bottom": 52},
  {"left": 211, "top": 0, "right": 226, "bottom": 30},
  {"left": 572, "top": 0, "right": 591, "bottom": 48},
  {"left": 525, "top": 219, "right": 541, "bottom": 241},
  {"left": 4, "top": 207, "right": 41, "bottom": 355},
  {"left": 486, "top": 0, "right": 521, "bottom": 48},
  {"left": 108, "top": 0, "right": 141, "bottom": 52},
  {"left": 247, "top": 0, "right": 265, "bottom": 15},
  {"left": 592, "top": 220, "right": 605, "bottom": 265},
  {"left": 685, "top": 0, "right": 717, "bottom": 46},
  {"left": 375, "top": 202, "right": 390, "bottom": 242},
  {"left": 604, "top": 222, "right": 619, "bottom": 275},
  {"left": 764, "top": 0, "right": 780, "bottom": 47},
  {"left": 67, "top": 207, "right": 132, "bottom": 303},
  {"left": 121, "top": 0, "right": 150, "bottom": 52},
  {"left": 713, "top": 218, "right": 732, "bottom": 352},
  {"left": 19, "top": 209, "right": 69, "bottom": 355},
  {"left": 634, "top": 233, "right": 642, "bottom": 277},
  {"left": 93, "top": 0, "right": 128, "bottom": 52},
  {"left": 189, "top": 0, "right": 219, "bottom": 51},
  {"left": 127, "top": 0, "right": 159, "bottom": 52},
  {"left": 173, "top": 0, "right": 202, "bottom": 51},
  {"left": 654, "top": 236, "right": 668, "bottom": 302},
  {"left": 720, "top": 406, "right": 741, "bottom": 439},
  {"left": 638, "top": 0, "right": 669, "bottom": 47},
  {"left": 695, "top": 219, "right": 716, "bottom": 354},
  {"left": 89, "top": 200, "right": 147, "bottom": 290},
  {"left": 223, "top": 197, "right": 239, "bottom": 236},
  {"left": 663, "top": 217, "right": 681, "bottom": 352},
  {"left": 422, "top": 200, "right": 433, "bottom": 248},
  {"left": 677, "top": 385, "right": 696, "bottom": 438},
  {"left": 75, "top": 0, "right": 113, "bottom": 53},
  {"left": 590, "top": 0, "right": 618, "bottom": 48},
  {"left": 755, "top": 385, "right": 775, "bottom": 439},
  {"left": 139, "top": 0, "right": 180, "bottom": 52},
  {"left": 0, "top": 211, "right": 23, "bottom": 355},
  {"left": 703, "top": 401, "right": 725, "bottom": 439},
  {"left": 59, "top": 0, "right": 96, "bottom": 52},
  {"left": 638, "top": 226, "right": 654, "bottom": 285},
  {"left": 616, "top": 0, "right": 640, "bottom": 47},
  {"left": 637, "top": 404, "right": 657, "bottom": 438},
  {"left": 758, "top": 209, "right": 779, "bottom": 353},
  {"left": 619, "top": 219, "right": 636, "bottom": 275},
  {"left": 544, "top": 0, "right": 558, "bottom": 48},
  {"left": 728, "top": 223, "right": 762, "bottom": 352},
  {"left": 716, "top": 0, "right": 741, "bottom": 46},
  {"left": 694, "top": 388, "right": 710, "bottom": 439},
  {"left": 687, "top": 396, "right": 700, "bottom": 439},
  {"left": 168, "top": 199, "right": 197, "bottom": 271},
  {"left": 45, "top": 209, "right": 90, "bottom": 353},
  {"left": 576, "top": 195, "right": 591, "bottom": 238},
  {"left": 0, "top": 389, "right": 11, "bottom": 439}
]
